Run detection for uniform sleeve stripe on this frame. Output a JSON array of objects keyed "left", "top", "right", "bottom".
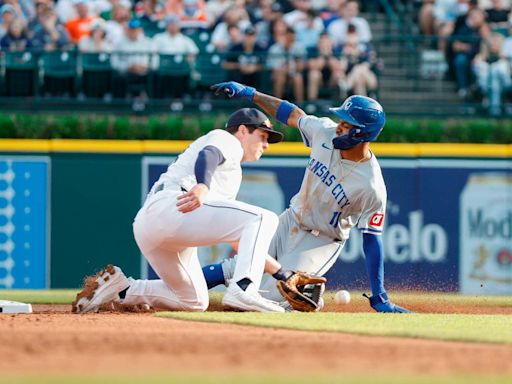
[
  {"left": 297, "top": 116, "right": 311, "bottom": 147},
  {"left": 362, "top": 228, "right": 383, "bottom": 235}
]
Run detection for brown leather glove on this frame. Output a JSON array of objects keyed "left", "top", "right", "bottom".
[{"left": 276, "top": 271, "right": 327, "bottom": 312}]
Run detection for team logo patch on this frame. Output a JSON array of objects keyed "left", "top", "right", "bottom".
[
  {"left": 263, "top": 119, "right": 272, "bottom": 128},
  {"left": 369, "top": 213, "right": 384, "bottom": 229}
]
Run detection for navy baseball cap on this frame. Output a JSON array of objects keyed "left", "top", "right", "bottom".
[{"left": 225, "top": 108, "right": 283, "bottom": 143}]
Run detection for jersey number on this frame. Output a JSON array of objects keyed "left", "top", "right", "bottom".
[{"left": 330, "top": 211, "right": 341, "bottom": 228}]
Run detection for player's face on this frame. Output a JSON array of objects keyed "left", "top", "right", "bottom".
[
  {"left": 240, "top": 127, "right": 270, "bottom": 162},
  {"left": 336, "top": 121, "right": 355, "bottom": 136}
]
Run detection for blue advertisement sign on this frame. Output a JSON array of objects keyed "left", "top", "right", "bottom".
[
  {"left": 0, "top": 157, "right": 50, "bottom": 289},
  {"left": 143, "top": 157, "right": 511, "bottom": 293}
]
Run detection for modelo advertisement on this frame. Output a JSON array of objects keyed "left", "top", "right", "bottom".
[{"left": 143, "top": 157, "right": 511, "bottom": 294}]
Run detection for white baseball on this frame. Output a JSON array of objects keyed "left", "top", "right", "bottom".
[{"left": 334, "top": 290, "right": 351, "bottom": 305}]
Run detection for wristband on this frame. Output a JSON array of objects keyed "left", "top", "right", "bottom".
[{"left": 276, "top": 101, "right": 296, "bottom": 124}]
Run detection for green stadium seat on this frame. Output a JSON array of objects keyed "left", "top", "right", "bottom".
[
  {"left": 41, "top": 50, "right": 78, "bottom": 97},
  {"left": 80, "top": 52, "right": 113, "bottom": 99},
  {"left": 3, "top": 51, "right": 39, "bottom": 97},
  {"left": 193, "top": 53, "right": 226, "bottom": 91},
  {"left": 152, "top": 54, "right": 192, "bottom": 99}
]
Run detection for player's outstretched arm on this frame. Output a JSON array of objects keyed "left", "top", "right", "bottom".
[
  {"left": 210, "top": 81, "right": 305, "bottom": 128},
  {"left": 362, "top": 232, "right": 412, "bottom": 313}
]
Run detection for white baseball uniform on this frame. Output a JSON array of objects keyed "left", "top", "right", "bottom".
[
  {"left": 124, "top": 129, "right": 278, "bottom": 311},
  {"left": 259, "top": 114, "right": 387, "bottom": 301}
]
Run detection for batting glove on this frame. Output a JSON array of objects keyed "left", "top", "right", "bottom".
[
  {"left": 210, "top": 81, "right": 256, "bottom": 101},
  {"left": 363, "top": 292, "right": 412, "bottom": 313}
]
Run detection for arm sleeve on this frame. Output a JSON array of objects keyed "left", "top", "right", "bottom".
[
  {"left": 194, "top": 145, "right": 225, "bottom": 188},
  {"left": 362, "top": 232, "right": 385, "bottom": 296}
]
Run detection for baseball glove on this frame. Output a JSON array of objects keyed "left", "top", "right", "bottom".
[{"left": 276, "top": 271, "right": 327, "bottom": 312}]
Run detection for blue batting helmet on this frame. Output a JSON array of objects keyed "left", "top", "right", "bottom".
[{"left": 329, "top": 95, "right": 386, "bottom": 150}]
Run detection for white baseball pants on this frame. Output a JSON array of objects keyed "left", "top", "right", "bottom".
[{"left": 124, "top": 187, "right": 278, "bottom": 311}]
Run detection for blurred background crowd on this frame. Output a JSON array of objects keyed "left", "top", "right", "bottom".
[{"left": 1, "top": 0, "right": 512, "bottom": 116}]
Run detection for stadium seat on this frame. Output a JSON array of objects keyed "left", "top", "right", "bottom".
[
  {"left": 80, "top": 52, "right": 113, "bottom": 99},
  {"left": 41, "top": 51, "right": 78, "bottom": 97},
  {"left": 152, "top": 54, "right": 192, "bottom": 99},
  {"left": 3, "top": 51, "right": 39, "bottom": 97},
  {"left": 193, "top": 53, "right": 226, "bottom": 93}
]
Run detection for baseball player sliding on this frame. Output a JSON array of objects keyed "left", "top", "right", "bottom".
[
  {"left": 73, "top": 108, "right": 289, "bottom": 313},
  {"left": 205, "top": 81, "right": 411, "bottom": 313}
]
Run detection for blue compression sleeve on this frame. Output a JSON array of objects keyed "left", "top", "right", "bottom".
[
  {"left": 362, "top": 232, "right": 385, "bottom": 296},
  {"left": 276, "top": 101, "right": 296, "bottom": 124},
  {"left": 202, "top": 263, "right": 226, "bottom": 289},
  {"left": 194, "top": 145, "right": 225, "bottom": 188}
]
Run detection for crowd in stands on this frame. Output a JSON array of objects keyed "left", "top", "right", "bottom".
[
  {"left": 417, "top": 0, "right": 512, "bottom": 115},
  {"left": 0, "top": 0, "right": 380, "bottom": 103}
]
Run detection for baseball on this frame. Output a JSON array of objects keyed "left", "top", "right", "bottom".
[{"left": 334, "top": 290, "right": 351, "bottom": 305}]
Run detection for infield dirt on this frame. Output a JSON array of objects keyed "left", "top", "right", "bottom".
[{"left": 1, "top": 302, "right": 512, "bottom": 376}]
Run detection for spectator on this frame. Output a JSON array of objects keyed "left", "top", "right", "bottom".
[
  {"left": 0, "top": 17, "right": 32, "bottom": 50},
  {"left": 432, "top": 0, "right": 471, "bottom": 51},
  {"left": 306, "top": 32, "right": 343, "bottom": 100},
  {"left": 267, "top": 26, "right": 307, "bottom": 102},
  {"left": 319, "top": 0, "right": 346, "bottom": 29},
  {"left": 79, "top": 18, "right": 112, "bottom": 51},
  {"left": 1, "top": 0, "right": 35, "bottom": 24},
  {"left": 111, "top": 19, "right": 156, "bottom": 99},
  {"left": 152, "top": 14, "right": 199, "bottom": 98},
  {"left": 135, "top": 0, "right": 165, "bottom": 36},
  {"left": 254, "top": 0, "right": 284, "bottom": 49},
  {"left": 327, "top": 0, "right": 372, "bottom": 47},
  {"left": 447, "top": 7, "right": 487, "bottom": 98},
  {"left": 0, "top": 4, "right": 16, "bottom": 39},
  {"left": 269, "top": 16, "right": 287, "bottom": 46},
  {"left": 31, "top": 3, "right": 71, "bottom": 51},
  {"left": 283, "top": 0, "right": 323, "bottom": 32},
  {"left": 483, "top": 0, "right": 510, "bottom": 30},
  {"left": 166, "top": 0, "right": 209, "bottom": 31},
  {"left": 100, "top": 0, "right": 133, "bottom": 20},
  {"left": 223, "top": 25, "right": 266, "bottom": 88},
  {"left": 338, "top": 29, "right": 379, "bottom": 98},
  {"left": 65, "top": 0, "right": 100, "bottom": 44},
  {"left": 294, "top": 9, "right": 324, "bottom": 50},
  {"left": 204, "top": 0, "right": 234, "bottom": 27},
  {"left": 211, "top": 5, "right": 251, "bottom": 52},
  {"left": 105, "top": 3, "right": 131, "bottom": 45},
  {"left": 473, "top": 32, "right": 510, "bottom": 115}
]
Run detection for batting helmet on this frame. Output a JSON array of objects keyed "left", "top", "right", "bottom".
[{"left": 329, "top": 95, "right": 386, "bottom": 150}]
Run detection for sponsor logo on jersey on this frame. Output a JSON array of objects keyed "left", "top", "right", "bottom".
[
  {"left": 369, "top": 212, "right": 385, "bottom": 229},
  {"left": 321, "top": 143, "right": 333, "bottom": 150}
]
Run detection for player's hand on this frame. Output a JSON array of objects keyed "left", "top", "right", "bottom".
[
  {"left": 210, "top": 81, "right": 256, "bottom": 101},
  {"left": 176, "top": 184, "right": 209, "bottom": 213},
  {"left": 363, "top": 292, "right": 412, "bottom": 313}
]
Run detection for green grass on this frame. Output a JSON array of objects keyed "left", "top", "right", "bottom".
[
  {"left": 158, "top": 311, "right": 512, "bottom": 345},
  {"left": 0, "top": 289, "right": 76, "bottom": 304},
  {"left": 2, "top": 374, "right": 512, "bottom": 384}
]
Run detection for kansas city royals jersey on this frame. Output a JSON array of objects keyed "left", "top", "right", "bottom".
[
  {"left": 155, "top": 129, "right": 243, "bottom": 201},
  {"left": 290, "top": 115, "right": 387, "bottom": 241}
]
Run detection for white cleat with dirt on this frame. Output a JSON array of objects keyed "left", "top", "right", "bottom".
[{"left": 72, "top": 264, "right": 130, "bottom": 314}]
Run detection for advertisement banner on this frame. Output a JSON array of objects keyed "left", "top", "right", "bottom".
[
  {"left": 0, "top": 157, "right": 50, "bottom": 289},
  {"left": 143, "top": 156, "right": 511, "bottom": 293}
]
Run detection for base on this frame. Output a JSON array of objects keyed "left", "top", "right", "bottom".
[{"left": 0, "top": 300, "right": 33, "bottom": 314}]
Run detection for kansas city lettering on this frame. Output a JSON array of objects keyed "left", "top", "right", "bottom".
[{"left": 307, "top": 158, "right": 350, "bottom": 209}]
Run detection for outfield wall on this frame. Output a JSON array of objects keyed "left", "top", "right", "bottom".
[{"left": 0, "top": 141, "right": 510, "bottom": 294}]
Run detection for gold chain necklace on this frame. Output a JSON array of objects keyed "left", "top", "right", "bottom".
[{"left": 339, "top": 152, "right": 369, "bottom": 181}]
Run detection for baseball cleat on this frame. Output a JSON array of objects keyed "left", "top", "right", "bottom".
[
  {"left": 72, "top": 264, "right": 130, "bottom": 314},
  {"left": 222, "top": 282, "right": 285, "bottom": 313}
]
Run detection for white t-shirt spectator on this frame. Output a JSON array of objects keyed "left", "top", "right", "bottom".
[
  {"left": 327, "top": 17, "right": 372, "bottom": 46},
  {"left": 153, "top": 32, "right": 199, "bottom": 55}
]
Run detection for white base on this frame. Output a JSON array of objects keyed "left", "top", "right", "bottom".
[{"left": 0, "top": 300, "right": 33, "bottom": 314}]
